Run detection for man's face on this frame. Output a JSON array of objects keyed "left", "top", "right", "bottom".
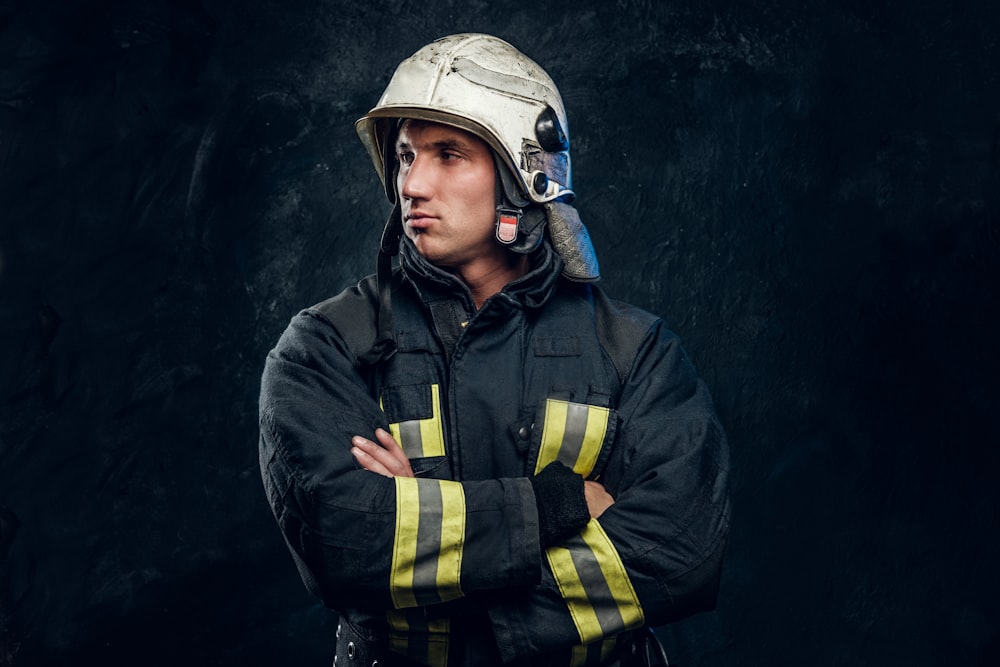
[{"left": 395, "top": 120, "right": 501, "bottom": 272}]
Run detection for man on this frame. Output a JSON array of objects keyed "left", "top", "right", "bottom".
[{"left": 259, "top": 34, "right": 730, "bottom": 667}]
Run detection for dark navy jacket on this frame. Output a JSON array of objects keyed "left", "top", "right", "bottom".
[{"left": 259, "top": 240, "right": 730, "bottom": 666}]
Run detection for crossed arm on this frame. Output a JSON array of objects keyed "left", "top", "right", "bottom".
[{"left": 350, "top": 428, "right": 616, "bottom": 519}]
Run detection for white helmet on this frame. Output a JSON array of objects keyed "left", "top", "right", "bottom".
[{"left": 356, "top": 33, "right": 574, "bottom": 207}]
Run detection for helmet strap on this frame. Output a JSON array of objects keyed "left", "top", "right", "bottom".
[
  {"left": 358, "top": 244, "right": 398, "bottom": 365},
  {"left": 360, "top": 202, "right": 402, "bottom": 366},
  {"left": 509, "top": 207, "right": 547, "bottom": 254}
]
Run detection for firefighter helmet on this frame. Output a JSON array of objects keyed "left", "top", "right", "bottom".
[{"left": 356, "top": 33, "right": 599, "bottom": 283}]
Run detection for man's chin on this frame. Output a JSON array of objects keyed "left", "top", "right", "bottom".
[{"left": 408, "top": 235, "right": 439, "bottom": 260}]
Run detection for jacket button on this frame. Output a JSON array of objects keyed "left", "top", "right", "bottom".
[
  {"left": 517, "top": 426, "right": 530, "bottom": 440},
  {"left": 347, "top": 641, "right": 356, "bottom": 659}
]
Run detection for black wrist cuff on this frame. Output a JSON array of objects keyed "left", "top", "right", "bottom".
[{"left": 530, "top": 461, "right": 590, "bottom": 549}]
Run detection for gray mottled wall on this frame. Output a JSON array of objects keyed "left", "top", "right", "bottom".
[{"left": 1, "top": 0, "right": 998, "bottom": 665}]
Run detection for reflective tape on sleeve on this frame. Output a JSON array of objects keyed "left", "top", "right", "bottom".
[
  {"left": 546, "top": 521, "right": 644, "bottom": 644},
  {"left": 391, "top": 477, "right": 466, "bottom": 609},
  {"left": 383, "top": 384, "right": 447, "bottom": 459},
  {"left": 534, "top": 399, "right": 611, "bottom": 477}
]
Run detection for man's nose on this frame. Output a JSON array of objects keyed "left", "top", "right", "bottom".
[{"left": 400, "top": 157, "right": 432, "bottom": 200}]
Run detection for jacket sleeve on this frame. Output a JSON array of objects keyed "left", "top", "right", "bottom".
[
  {"left": 258, "top": 306, "right": 543, "bottom": 613},
  {"left": 487, "top": 319, "right": 731, "bottom": 663}
]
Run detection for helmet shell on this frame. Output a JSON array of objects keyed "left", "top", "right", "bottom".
[{"left": 356, "top": 33, "right": 573, "bottom": 205}]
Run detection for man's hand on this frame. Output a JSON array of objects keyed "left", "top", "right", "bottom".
[
  {"left": 351, "top": 428, "right": 414, "bottom": 478},
  {"left": 584, "top": 480, "right": 615, "bottom": 519}
]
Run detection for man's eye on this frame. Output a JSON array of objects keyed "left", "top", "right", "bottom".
[{"left": 397, "top": 152, "right": 414, "bottom": 165}]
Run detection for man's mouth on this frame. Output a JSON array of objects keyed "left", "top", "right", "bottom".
[{"left": 406, "top": 211, "right": 435, "bottom": 229}]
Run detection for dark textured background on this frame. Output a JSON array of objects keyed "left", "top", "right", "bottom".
[{"left": 1, "top": 0, "right": 998, "bottom": 665}]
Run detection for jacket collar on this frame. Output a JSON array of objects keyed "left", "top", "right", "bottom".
[{"left": 398, "top": 235, "right": 563, "bottom": 312}]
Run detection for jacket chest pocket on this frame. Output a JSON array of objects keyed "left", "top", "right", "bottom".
[
  {"left": 528, "top": 398, "right": 617, "bottom": 479},
  {"left": 380, "top": 383, "right": 448, "bottom": 475}
]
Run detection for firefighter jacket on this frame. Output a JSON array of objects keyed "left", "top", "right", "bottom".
[{"left": 258, "top": 238, "right": 731, "bottom": 666}]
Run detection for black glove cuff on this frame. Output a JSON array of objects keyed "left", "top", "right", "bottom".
[{"left": 530, "top": 461, "right": 590, "bottom": 549}]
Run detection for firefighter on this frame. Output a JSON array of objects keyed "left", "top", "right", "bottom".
[{"left": 259, "top": 33, "right": 730, "bottom": 667}]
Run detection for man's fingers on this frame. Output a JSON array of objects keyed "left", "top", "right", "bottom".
[
  {"left": 350, "top": 444, "right": 394, "bottom": 478},
  {"left": 351, "top": 436, "right": 399, "bottom": 475},
  {"left": 374, "top": 428, "right": 400, "bottom": 449},
  {"left": 372, "top": 429, "right": 414, "bottom": 476},
  {"left": 351, "top": 431, "right": 415, "bottom": 478}
]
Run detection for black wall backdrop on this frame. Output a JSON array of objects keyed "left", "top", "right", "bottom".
[{"left": 1, "top": 0, "right": 998, "bottom": 665}]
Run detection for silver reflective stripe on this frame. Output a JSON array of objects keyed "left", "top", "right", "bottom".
[
  {"left": 397, "top": 419, "right": 423, "bottom": 456},
  {"left": 557, "top": 402, "right": 592, "bottom": 468},
  {"left": 411, "top": 480, "right": 443, "bottom": 603}
]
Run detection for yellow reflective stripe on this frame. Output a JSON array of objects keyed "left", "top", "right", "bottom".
[
  {"left": 382, "top": 384, "right": 445, "bottom": 458},
  {"left": 419, "top": 384, "right": 446, "bottom": 457},
  {"left": 388, "top": 421, "right": 404, "bottom": 447},
  {"left": 391, "top": 477, "right": 422, "bottom": 609},
  {"left": 580, "top": 522, "right": 643, "bottom": 631},
  {"left": 386, "top": 609, "right": 450, "bottom": 667},
  {"left": 391, "top": 478, "right": 466, "bottom": 609},
  {"left": 435, "top": 480, "right": 465, "bottom": 601},
  {"left": 547, "top": 540, "right": 603, "bottom": 642},
  {"left": 546, "top": 521, "right": 644, "bottom": 644},
  {"left": 379, "top": 395, "right": 405, "bottom": 448},
  {"left": 534, "top": 400, "right": 611, "bottom": 477},
  {"left": 575, "top": 405, "right": 609, "bottom": 476},
  {"left": 535, "top": 399, "right": 569, "bottom": 474}
]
